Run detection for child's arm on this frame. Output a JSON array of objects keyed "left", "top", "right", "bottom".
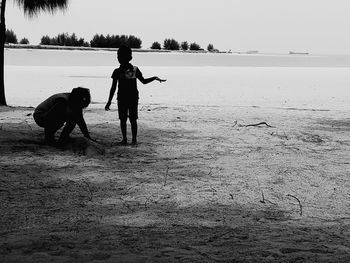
[
  {"left": 76, "top": 112, "right": 91, "bottom": 139},
  {"left": 139, "top": 76, "right": 166, "bottom": 84},
  {"left": 136, "top": 68, "right": 166, "bottom": 84},
  {"left": 105, "top": 79, "right": 117, "bottom": 111},
  {"left": 75, "top": 112, "right": 99, "bottom": 143},
  {"left": 59, "top": 110, "right": 91, "bottom": 142}
]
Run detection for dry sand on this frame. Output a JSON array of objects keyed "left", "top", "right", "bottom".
[{"left": 0, "top": 104, "right": 350, "bottom": 262}]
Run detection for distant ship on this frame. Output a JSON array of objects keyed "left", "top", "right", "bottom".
[
  {"left": 289, "top": 51, "right": 309, "bottom": 55},
  {"left": 246, "top": 50, "right": 259, "bottom": 54}
]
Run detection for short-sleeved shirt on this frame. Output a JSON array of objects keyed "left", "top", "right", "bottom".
[
  {"left": 111, "top": 64, "right": 143, "bottom": 102},
  {"left": 34, "top": 93, "right": 70, "bottom": 115},
  {"left": 33, "top": 93, "right": 70, "bottom": 127}
]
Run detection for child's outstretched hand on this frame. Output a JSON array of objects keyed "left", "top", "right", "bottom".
[
  {"left": 105, "top": 101, "right": 111, "bottom": 111},
  {"left": 156, "top": 77, "right": 166, "bottom": 83}
]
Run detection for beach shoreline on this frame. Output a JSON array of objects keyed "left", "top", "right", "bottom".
[
  {"left": 1, "top": 104, "right": 349, "bottom": 262},
  {"left": 5, "top": 43, "right": 213, "bottom": 54},
  {"left": 6, "top": 43, "right": 318, "bottom": 56}
]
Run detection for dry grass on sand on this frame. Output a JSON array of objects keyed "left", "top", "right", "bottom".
[{"left": 0, "top": 105, "right": 350, "bottom": 262}]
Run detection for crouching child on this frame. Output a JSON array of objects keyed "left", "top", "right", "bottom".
[{"left": 33, "top": 87, "right": 95, "bottom": 145}]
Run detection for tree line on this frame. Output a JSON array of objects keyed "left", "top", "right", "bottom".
[
  {"left": 6, "top": 29, "right": 218, "bottom": 52},
  {"left": 5, "top": 29, "right": 29, "bottom": 45},
  {"left": 152, "top": 39, "right": 217, "bottom": 52}
]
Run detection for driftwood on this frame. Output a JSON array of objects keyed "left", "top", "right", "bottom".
[
  {"left": 245, "top": 122, "right": 275, "bottom": 128},
  {"left": 287, "top": 194, "right": 303, "bottom": 216},
  {"left": 260, "top": 191, "right": 266, "bottom": 203}
]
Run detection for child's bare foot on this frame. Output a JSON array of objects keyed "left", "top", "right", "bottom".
[
  {"left": 119, "top": 139, "right": 128, "bottom": 145},
  {"left": 44, "top": 138, "right": 56, "bottom": 146}
]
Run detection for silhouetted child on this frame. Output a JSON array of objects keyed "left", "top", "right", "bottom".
[
  {"left": 105, "top": 45, "right": 166, "bottom": 145},
  {"left": 33, "top": 87, "right": 95, "bottom": 145}
]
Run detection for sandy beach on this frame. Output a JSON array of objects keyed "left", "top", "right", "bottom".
[
  {"left": 1, "top": 101, "right": 350, "bottom": 262},
  {"left": 4, "top": 0, "right": 350, "bottom": 260},
  {"left": 1, "top": 49, "right": 350, "bottom": 262}
]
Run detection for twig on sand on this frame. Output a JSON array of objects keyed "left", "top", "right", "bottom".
[
  {"left": 207, "top": 169, "right": 213, "bottom": 177},
  {"left": 259, "top": 190, "right": 277, "bottom": 205},
  {"left": 245, "top": 122, "right": 275, "bottom": 128},
  {"left": 119, "top": 197, "right": 135, "bottom": 212},
  {"left": 210, "top": 187, "right": 217, "bottom": 196},
  {"left": 286, "top": 194, "right": 303, "bottom": 216},
  {"left": 163, "top": 166, "right": 169, "bottom": 186},
  {"left": 260, "top": 191, "right": 266, "bottom": 203},
  {"left": 256, "top": 177, "right": 266, "bottom": 204},
  {"left": 256, "top": 178, "right": 277, "bottom": 205}
]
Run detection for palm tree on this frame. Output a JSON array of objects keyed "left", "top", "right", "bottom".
[{"left": 0, "top": 0, "right": 69, "bottom": 106}]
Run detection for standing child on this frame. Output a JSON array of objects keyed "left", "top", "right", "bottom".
[{"left": 105, "top": 45, "right": 166, "bottom": 145}]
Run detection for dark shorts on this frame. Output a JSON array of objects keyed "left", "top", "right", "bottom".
[{"left": 118, "top": 100, "right": 138, "bottom": 120}]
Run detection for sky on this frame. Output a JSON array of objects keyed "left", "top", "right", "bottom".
[{"left": 5, "top": 0, "right": 350, "bottom": 54}]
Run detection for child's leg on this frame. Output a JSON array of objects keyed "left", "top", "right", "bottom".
[
  {"left": 58, "top": 117, "right": 77, "bottom": 143},
  {"left": 118, "top": 100, "right": 128, "bottom": 144},
  {"left": 41, "top": 101, "right": 67, "bottom": 143},
  {"left": 44, "top": 128, "right": 56, "bottom": 144},
  {"left": 130, "top": 119, "right": 137, "bottom": 144},
  {"left": 129, "top": 101, "right": 138, "bottom": 144},
  {"left": 120, "top": 119, "right": 127, "bottom": 144}
]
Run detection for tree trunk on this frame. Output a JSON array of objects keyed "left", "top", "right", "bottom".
[{"left": 0, "top": 0, "right": 7, "bottom": 106}]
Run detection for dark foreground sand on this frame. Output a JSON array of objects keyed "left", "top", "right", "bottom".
[{"left": 0, "top": 105, "right": 349, "bottom": 262}]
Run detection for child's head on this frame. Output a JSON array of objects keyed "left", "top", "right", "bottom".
[
  {"left": 117, "top": 45, "right": 132, "bottom": 65},
  {"left": 69, "top": 87, "right": 91, "bottom": 109}
]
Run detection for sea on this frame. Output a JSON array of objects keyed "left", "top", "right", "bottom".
[{"left": 4, "top": 48, "right": 350, "bottom": 111}]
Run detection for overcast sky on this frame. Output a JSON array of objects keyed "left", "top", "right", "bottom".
[{"left": 6, "top": 0, "right": 350, "bottom": 54}]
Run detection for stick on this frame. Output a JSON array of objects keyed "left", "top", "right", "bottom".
[
  {"left": 286, "top": 194, "right": 303, "bottom": 216},
  {"left": 255, "top": 177, "right": 265, "bottom": 203},
  {"left": 260, "top": 191, "right": 265, "bottom": 203},
  {"left": 256, "top": 177, "right": 277, "bottom": 205},
  {"left": 119, "top": 197, "right": 134, "bottom": 212},
  {"left": 245, "top": 122, "right": 275, "bottom": 128}
]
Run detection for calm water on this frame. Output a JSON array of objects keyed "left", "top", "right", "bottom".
[{"left": 4, "top": 48, "right": 350, "bottom": 110}]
